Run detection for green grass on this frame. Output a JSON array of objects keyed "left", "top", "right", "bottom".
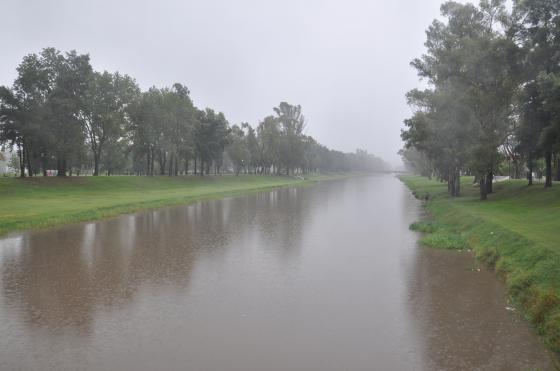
[
  {"left": 400, "top": 175, "right": 560, "bottom": 354},
  {"left": 0, "top": 172, "right": 357, "bottom": 237}
]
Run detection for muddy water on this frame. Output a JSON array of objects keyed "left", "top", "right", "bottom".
[{"left": 0, "top": 175, "right": 555, "bottom": 370}]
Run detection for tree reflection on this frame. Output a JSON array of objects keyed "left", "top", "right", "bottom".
[{"left": 0, "top": 185, "right": 313, "bottom": 335}]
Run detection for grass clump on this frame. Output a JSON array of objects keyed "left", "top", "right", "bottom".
[
  {"left": 420, "top": 231, "right": 468, "bottom": 250},
  {"left": 400, "top": 175, "right": 560, "bottom": 353},
  {"left": 409, "top": 220, "right": 439, "bottom": 233}
]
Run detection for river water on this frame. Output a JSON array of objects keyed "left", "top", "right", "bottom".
[{"left": 0, "top": 175, "right": 555, "bottom": 370}]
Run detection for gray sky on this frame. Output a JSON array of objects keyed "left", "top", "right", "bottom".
[{"left": 1, "top": 0, "right": 446, "bottom": 166}]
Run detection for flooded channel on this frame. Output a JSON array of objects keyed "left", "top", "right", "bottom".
[{"left": 0, "top": 175, "right": 555, "bottom": 370}]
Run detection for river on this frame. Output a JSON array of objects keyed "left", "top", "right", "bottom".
[{"left": 0, "top": 175, "right": 554, "bottom": 370}]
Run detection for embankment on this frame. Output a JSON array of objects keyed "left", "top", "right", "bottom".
[
  {"left": 0, "top": 173, "right": 358, "bottom": 236},
  {"left": 400, "top": 175, "right": 560, "bottom": 354}
]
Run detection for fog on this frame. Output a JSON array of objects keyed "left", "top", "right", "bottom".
[{"left": 1, "top": 0, "right": 446, "bottom": 167}]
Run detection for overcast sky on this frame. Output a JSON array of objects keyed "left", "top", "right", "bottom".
[{"left": 1, "top": 0, "right": 448, "bottom": 167}]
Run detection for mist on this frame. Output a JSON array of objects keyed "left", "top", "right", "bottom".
[
  {"left": 1, "top": 1, "right": 559, "bottom": 369},
  {"left": 1, "top": 0, "right": 445, "bottom": 167}
]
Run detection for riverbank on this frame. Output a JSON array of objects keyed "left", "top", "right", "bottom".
[
  {"left": 400, "top": 175, "right": 560, "bottom": 354},
  {"left": 0, "top": 172, "right": 362, "bottom": 237}
]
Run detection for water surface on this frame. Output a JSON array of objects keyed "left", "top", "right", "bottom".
[{"left": 0, "top": 175, "right": 554, "bottom": 370}]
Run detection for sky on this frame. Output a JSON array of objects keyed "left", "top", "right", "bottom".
[{"left": 1, "top": 0, "right": 448, "bottom": 167}]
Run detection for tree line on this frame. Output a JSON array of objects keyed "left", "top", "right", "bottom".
[
  {"left": 0, "top": 48, "right": 388, "bottom": 178},
  {"left": 400, "top": 0, "right": 560, "bottom": 200}
]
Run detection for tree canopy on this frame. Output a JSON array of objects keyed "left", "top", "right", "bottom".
[
  {"left": 1, "top": 48, "right": 389, "bottom": 177},
  {"left": 402, "top": 0, "right": 560, "bottom": 199}
]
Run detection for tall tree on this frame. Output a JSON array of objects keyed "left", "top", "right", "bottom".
[
  {"left": 0, "top": 87, "right": 26, "bottom": 176},
  {"left": 226, "top": 124, "right": 250, "bottom": 175},
  {"left": 45, "top": 50, "right": 92, "bottom": 176},
  {"left": 128, "top": 88, "right": 164, "bottom": 176},
  {"left": 1, "top": 50, "right": 58, "bottom": 177},
  {"left": 257, "top": 116, "right": 280, "bottom": 174},
  {"left": 165, "top": 83, "right": 196, "bottom": 176},
  {"left": 80, "top": 71, "right": 139, "bottom": 176},
  {"left": 194, "top": 108, "right": 229, "bottom": 175},
  {"left": 514, "top": 0, "right": 560, "bottom": 187},
  {"left": 409, "top": 0, "right": 520, "bottom": 199},
  {"left": 274, "top": 102, "right": 306, "bottom": 175},
  {"left": 242, "top": 122, "right": 259, "bottom": 173}
]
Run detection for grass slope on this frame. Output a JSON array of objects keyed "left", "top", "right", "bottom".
[
  {"left": 0, "top": 173, "right": 355, "bottom": 236},
  {"left": 401, "top": 175, "right": 560, "bottom": 354}
]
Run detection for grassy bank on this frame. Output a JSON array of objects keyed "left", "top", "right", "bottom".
[
  {"left": 0, "top": 172, "right": 357, "bottom": 237},
  {"left": 400, "top": 175, "right": 560, "bottom": 354}
]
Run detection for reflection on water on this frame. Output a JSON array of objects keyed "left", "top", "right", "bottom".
[
  {"left": 0, "top": 175, "right": 555, "bottom": 370},
  {"left": 407, "top": 248, "right": 556, "bottom": 370}
]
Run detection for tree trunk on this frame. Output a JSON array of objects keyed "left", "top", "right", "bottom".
[
  {"left": 159, "top": 151, "right": 166, "bottom": 175},
  {"left": 25, "top": 144, "right": 33, "bottom": 177},
  {"left": 42, "top": 155, "right": 47, "bottom": 177},
  {"left": 150, "top": 148, "right": 155, "bottom": 176},
  {"left": 194, "top": 157, "right": 197, "bottom": 175},
  {"left": 454, "top": 168, "right": 460, "bottom": 197},
  {"left": 545, "top": 150, "right": 552, "bottom": 187},
  {"left": 556, "top": 153, "right": 560, "bottom": 181},
  {"left": 57, "top": 155, "right": 67, "bottom": 177},
  {"left": 486, "top": 171, "right": 493, "bottom": 194},
  {"left": 479, "top": 175, "right": 487, "bottom": 200},
  {"left": 146, "top": 151, "right": 150, "bottom": 176},
  {"left": 18, "top": 145, "right": 25, "bottom": 178},
  {"left": 528, "top": 155, "right": 533, "bottom": 186},
  {"left": 168, "top": 153, "right": 173, "bottom": 176},
  {"left": 93, "top": 153, "right": 100, "bottom": 176}
]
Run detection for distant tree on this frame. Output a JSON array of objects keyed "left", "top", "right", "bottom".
[
  {"left": 80, "top": 71, "right": 139, "bottom": 176},
  {"left": 513, "top": 0, "right": 560, "bottom": 187},
  {"left": 402, "top": 86, "right": 475, "bottom": 196},
  {"left": 398, "top": 148, "right": 432, "bottom": 177},
  {"left": 407, "top": 0, "right": 520, "bottom": 199},
  {"left": 128, "top": 88, "right": 165, "bottom": 176},
  {"left": 1, "top": 48, "right": 93, "bottom": 177},
  {"left": 301, "top": 136, "right": 321, "bottom": 173},
  {"left": 226, "top": 124, "right": 250, "bottom": 175},
  {"left": 4, "top": 47, "right": 389, "bottom": 179},
  {"left": 7, "top": 152, "right": 20, "bottom": 175},
  {"left": 169, "top": 83, "right": 196, "bottom": 175},
  {"left": 257, "top": 116, "right": 280, "bottom": 174},
  {"left": 273, "top": 102, "right": 306, "bottom": 175},
  {"left": 101, "top": 137, "right": 129, "bottom": 175},
  {"left": 44, "top": 50, "right": 92, "bottom": 176},
  {"left": 0, "top": 86, "right": 25, "bottom": 176},
  {"left": 242, "top": 122, "right": 259, "bottom": 173},
  {"left": 0, "top": 51, "right": 53, "bottom": 177},
  {"left": 194, "top": 108, "right": 229, "bottom": 175}
]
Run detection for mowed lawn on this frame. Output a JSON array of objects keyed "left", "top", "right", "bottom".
[
  {"left": 401, "top": 175, "right": 560, "bottom": 353},
  {"left": 412, "top": 176, "right": 560, "bottom": 248},
  {"left": 0, "top": 174, "right": 338, "bottom": 236}
]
